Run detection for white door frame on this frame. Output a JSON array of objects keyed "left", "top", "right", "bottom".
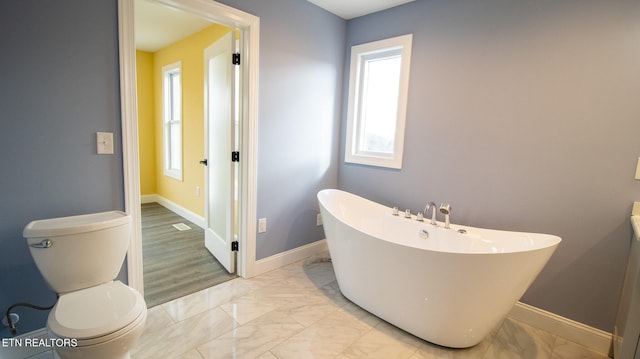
[{"left": 117, "top": 0, "right": 260, "bottom": 294}]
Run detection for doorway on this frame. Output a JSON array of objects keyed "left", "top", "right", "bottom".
[
  {"left": 135, "top": 1, "right": 239, "bottom": 305},
  {"left": 118, "top": 0, "right": 260, "bottom": 297}
]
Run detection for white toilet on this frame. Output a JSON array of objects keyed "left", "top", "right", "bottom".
[{"left": 23, "top": 211, "right": 147, "bottom": 359}]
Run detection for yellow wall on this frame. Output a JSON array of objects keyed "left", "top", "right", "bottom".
[
  {"left": 136, "top": 23, "right": 233, "bottom": 216},
  {"left": 136, "top": 50, "right": 156, "bottom": 196}
]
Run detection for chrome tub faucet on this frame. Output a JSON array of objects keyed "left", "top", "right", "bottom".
[{"left": 424, "top": 202, "right": 437, "bottom": 225}]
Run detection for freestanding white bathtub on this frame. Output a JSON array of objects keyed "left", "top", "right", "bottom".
[{"left": 317, "top": 189, "right": 560, "bottom": 348}]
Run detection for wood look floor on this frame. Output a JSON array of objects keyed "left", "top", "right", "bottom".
[{"left": 141, "top": 202, "right": 237, "bottom": 308}]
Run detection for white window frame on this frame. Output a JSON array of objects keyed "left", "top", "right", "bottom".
[
  {"left": 162, "top": 61, "right": 183, "bottom": 180},
  {"left": 345, "top": 34, "right": 412, "bottom": 169}
]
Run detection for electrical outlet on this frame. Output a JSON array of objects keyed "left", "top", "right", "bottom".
[
  {"left": 258, "top": 218, "right": 267, "bottom": 233},
  {"left": 316, "top": 213, "right": 323, "bottom": 226}
]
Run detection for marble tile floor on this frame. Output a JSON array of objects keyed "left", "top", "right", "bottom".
[{"left": 29, "top": 256, "right": 609, "bottom": 359}]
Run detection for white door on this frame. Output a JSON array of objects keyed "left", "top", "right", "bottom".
[{"left": 203, "top": 32, "right": 236, "bottom": 273}]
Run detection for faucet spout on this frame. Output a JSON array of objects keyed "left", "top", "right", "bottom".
[
  {"left": 439, "top": 204, "right": 451, "bottom": 229},
  {"left": 424, "top": 202, "right": 437, "bottom": 225}
]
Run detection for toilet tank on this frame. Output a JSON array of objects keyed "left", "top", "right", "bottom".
[{"left": 23, "top": 211, "right": 131, "bottom": 294}]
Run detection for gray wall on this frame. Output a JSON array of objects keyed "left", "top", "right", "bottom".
[
  {"left": 339, "top": 0, "right": 640, "bottom": 331},
  {"left": 0, "top": 0, "right": 124, "bottom": 336},
  {"left": 218, "top": 0, "right": 346, "bottom": 259}
]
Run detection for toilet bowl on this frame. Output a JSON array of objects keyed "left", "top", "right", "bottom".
[
  {"left": 48, "top": 281, "right": 146, "bottom": 359},
  {"left": 24, "top": 211, "right": 147, "bottom": 359}
]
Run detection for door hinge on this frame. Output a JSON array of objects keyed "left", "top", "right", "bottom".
[
  {"left": 232, "top": 151, "right": 240, "bottom": 162},
  {"left": 232, "top": 53, "right": 240, "bottom": 65},
  {"left": 231, "top": 240, "right": 239, "bottom": 251}
]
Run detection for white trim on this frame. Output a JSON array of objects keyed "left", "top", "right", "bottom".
[
  {"left": 235, "top": 6, "right": 260, "bottom": 279},
  {"left": 252, "top": 240, "right": 329, "bottom": 277},
  {"left": 161, "top": 61, "right": 183, "bottom": 181},
  {"left": 345, "top": 34, "right": 412, "bottom": 169},
  {"left": 140, "top": 194, "right": 159, "bottom": 204},
  {"left": 118, "top": 0, "right": 144, "bottom": 293},
  {"left": 509, "top": 301, "right": 612, "bottom": 356},
  {"left": 141, "top": 194, "right": 205, "bottom": 229},
  {"left": 119, "top": 0, "right": 260, "bottom": 290}
]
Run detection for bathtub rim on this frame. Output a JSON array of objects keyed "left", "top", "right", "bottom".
[{"left": 317, "top": 188, "right": 561, "bottom": 255}]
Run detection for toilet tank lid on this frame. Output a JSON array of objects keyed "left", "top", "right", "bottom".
[{"left": 23, "top": 211, "right": 130, "bottom": 238}]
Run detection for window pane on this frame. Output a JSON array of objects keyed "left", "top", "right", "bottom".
[
  {"left": 359, "top": 55, "right": 401, "bottom": 154},
  {"left": 170, "top": 72, "right": 181, "bottom": 123},
  {"left": 170, "top": 123, "right": 181, "bottom": 170}
]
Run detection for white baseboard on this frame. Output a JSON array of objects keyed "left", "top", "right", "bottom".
[
  {"left": 509, "top": 301, "right": 612, "bottom": 356},
  {"left": 253, "top": 239, "right": 328, "bottom": 276},
  {"left": 140, "top": 194, "right": 205, "bottom": 229},
  {"left": 140, "top": 194, "right": 159, "bottom": 204}
]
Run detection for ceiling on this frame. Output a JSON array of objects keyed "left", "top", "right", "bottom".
[
  {"left": 135, "top": 0, "right": 415, "bottom": 52},
  {"left": 307, "top": 0, "right": 415, "bottom": 20},
  {"left": 135, "top": 0, "right": 213, "bottom": 52}
]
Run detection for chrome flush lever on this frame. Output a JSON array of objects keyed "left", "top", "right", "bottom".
[{"left": 30, "top": 239, "right": 53, "bottom": 249}]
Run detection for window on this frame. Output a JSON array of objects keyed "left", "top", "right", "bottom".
[
  {"left": 162, "top": 62, "right": 182, "bottom": 180},
  {"left": 345, "top": 34, "right": 412, "bottom": 169}
]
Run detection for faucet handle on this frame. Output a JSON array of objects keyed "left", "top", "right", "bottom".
[
  {"left": 392, "top": 207, "right": 399, "bottom": 216},
  {"left": 416, "top": 212, "right": 424, "bottom": 221},
  {"left": 404, "top": 209, "right": 412, "bottom": 218}
]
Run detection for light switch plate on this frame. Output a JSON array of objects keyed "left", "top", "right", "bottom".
[
  {"left": 635, "top": 157, "right": 640, "bottom": 180},
  {"left": 97, "top": 132, "right": 114, "bottom": 154},
  {"left": 258, "top": 218, "right": 267, "bottom": 233}
]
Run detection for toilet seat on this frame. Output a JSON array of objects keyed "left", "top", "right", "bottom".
[{"left": 48, "top": 281, "right": 146, "bottom": 343}]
